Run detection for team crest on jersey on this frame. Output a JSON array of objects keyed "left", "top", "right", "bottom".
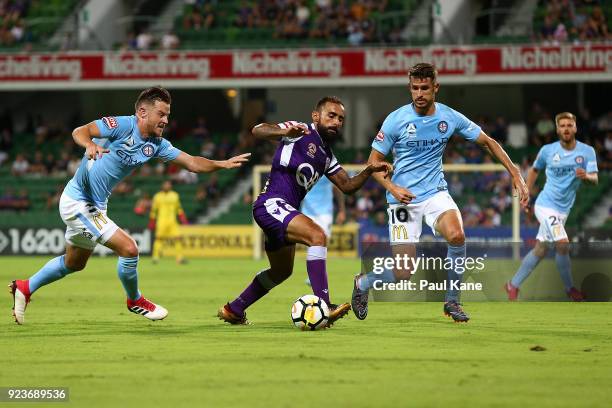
[
  {"left": 407, "top": 123, "right": 417, "bottom": 138},
  {"left": 141, "top": 144, "right": 154, "bottom": 157},
  {"left": 553, "top": 153, "right": 561, "bottom": 162},
  {"left": 307, "top": 143, "right": 317, "bottom": 158},
  {"left": 575, "top": 156, "right": 584, "bottom": 164},
  {"left": 375, "top": 130, "right": 384, "bottom": 142},
  {"left": 437, "top": 121, "right": 448, "bottom": 134},
  {"left": 102, "top": 117, "right": 118, "bottom": 129}
]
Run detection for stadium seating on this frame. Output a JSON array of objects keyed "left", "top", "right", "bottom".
[
  {"left": 0, "top": 0, "right": 79, "bottom": 51},
  {"left": 175, "top": 0, "right": 413, "bottom": 49},
  {"left": 0, "top": 132, "right": 242, "bottom": 229}
]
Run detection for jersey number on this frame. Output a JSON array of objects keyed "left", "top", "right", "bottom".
[{"left": 389, "top": 207, "right": 411, "bottom": 224}]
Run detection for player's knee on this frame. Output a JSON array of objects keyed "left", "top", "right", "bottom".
[
  {"left": 534, "top": 244, "right": 548, "bottom": 258},
  {"left": 555, "top": 241, "right": 570, "bottom": 255},
  {"left": 65, "top": 258, "right": 87, "bottom": 271},
  {"left": 306, "top": 228, "right": 327, "bottom": 247},
  {"left": 394, "top": 269, "right": 412, "bottom": 281},
  {"left": 447, "top": 229, "right": 465, "bottom": 246},
  {"left": 118, "top": 242, "right": 139, "bottom": 258}
]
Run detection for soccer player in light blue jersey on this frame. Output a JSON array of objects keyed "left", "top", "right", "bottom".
[
  {"left": 302, "top": 176, "right": 346, "bottom": 238},
  {"left": 506, "top": 112, "right": 598, "bottom": 301},
  {"left": 9, "top": 87, "right": 250, "bottom": 324},
  {"left": 351, "top": 63, "right": 529, "bottom": 322}
]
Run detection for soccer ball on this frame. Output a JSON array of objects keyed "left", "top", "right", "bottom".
[{"left": 291, "top": 294, "right": 329, "bottom": 331}]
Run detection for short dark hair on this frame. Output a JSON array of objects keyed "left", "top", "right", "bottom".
[
  {"left": 409, "top": 63, "right": 438, "bottom": 83},
  {"left": 135, "top": 86, "right": 171, "bottom": 111},
  {"left": 314, "top": 96, "right": 344, "bottom": 112}
]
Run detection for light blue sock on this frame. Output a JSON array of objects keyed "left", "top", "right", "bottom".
[
  {"left": 117, "top": 256, "right": 141, "bottom": 301},
  {"left": 445, "top": 244, "right": 466, "bottom": 302},
  {"left": 29, "top": 255, "right": 76, "bottom": 294},
  {"left": 555, "top": 253, "right": 573, "bottom": 290},
  {"left": 511, "top": 249, "right": 542, "bottom": 288},
  {"left": 358, "top": 269, "right": 395, "bottom": 291}
]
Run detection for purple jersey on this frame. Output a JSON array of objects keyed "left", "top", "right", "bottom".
[{"left": 257, "top": 121, "right": 342, "bottom": 208}]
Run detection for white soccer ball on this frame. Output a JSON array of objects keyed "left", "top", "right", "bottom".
[{"left": 291, "top": 294, "right": 329, "bottom": 331}]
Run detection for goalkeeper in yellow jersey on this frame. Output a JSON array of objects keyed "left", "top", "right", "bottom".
[{"left": 149, "top": 180, "right": 188, "bottom": 264}]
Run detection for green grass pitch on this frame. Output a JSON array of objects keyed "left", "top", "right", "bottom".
[{"left": 2, "top": 257, "right": 611, "bottom": 407}]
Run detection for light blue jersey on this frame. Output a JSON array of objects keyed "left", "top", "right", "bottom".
[
  {"left": 64, "top": 115, "right": 181, "bottom": 209},
  {"left": 301, "top": 176, "right": 333, "bottom": 217},
  {"left": 372, "top": 102, "right": 481, "bottom": 204},
  {"left": 534, "top": 141, "right": 598, "bottom": 214}
]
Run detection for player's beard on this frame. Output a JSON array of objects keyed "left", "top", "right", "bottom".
[
  {"left": 317, "top": 124, "right": 341, "bottom": 143},
  {"left": 559, "top": 132, "right": 574, "bottom": 144}
]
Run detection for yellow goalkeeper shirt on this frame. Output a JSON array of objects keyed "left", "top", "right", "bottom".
[{"left": 150, "top": 191, "right": 184, "bottom": 225}]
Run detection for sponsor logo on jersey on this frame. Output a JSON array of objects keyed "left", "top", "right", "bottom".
[
  {"left": 296, "top": 163, "right": 320, "bottom": 191},
  {"left": 437, "top": 121, "right": 448, "bottom": 134},
  {"left": 407, "top": 123, "right": 417, "bottom": 138},
  {"left": 552, "top": 153, "right": 561, "bottom": 162},
  {"left": 307, "top": 143, "right": 316, "bottom": 159},
  {"left": 392, "top": 225, "right": 408, "bottom": 241},
  {"left": 102, "top": 117, "right": 118, "bottom": 129},
  {"left": 142, "top": 144, "right": 154, "bottom": 157},
  {"left": 575, "top": 155, "right": 584, "bottom": 164},
  {"left": 123, "top": 136, "right": 135, "bottom": 147},
  {"left": 375, "top": 130, "right": 384, "bottom": 142}
]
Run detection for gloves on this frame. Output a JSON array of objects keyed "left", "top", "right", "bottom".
[{"left": 179, "top": 213, "right": 189, "bottom": 225}]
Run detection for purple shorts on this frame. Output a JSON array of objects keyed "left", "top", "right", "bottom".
[{"left": 253, "top": 196, "right": 301, "bottom": 251}]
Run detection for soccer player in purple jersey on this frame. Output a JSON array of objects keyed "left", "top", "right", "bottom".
[{"left": 218, "top": 96, "right": 392, "bottom": 326}]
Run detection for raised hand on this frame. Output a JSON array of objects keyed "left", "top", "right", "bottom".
[{"left": 283, "top": 123, "right": 310, "bottom": 139}]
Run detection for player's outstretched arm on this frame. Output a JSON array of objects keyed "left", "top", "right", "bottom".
[
  {"left": 367, "top": 149, "right": 415, "bottom": 204},
  {"left": 171, "top": 151, "right": 251, "bottom": 173},
  {"left": 475, "top": 132, "right": 529, "bottom": 208},
  {"left": 328, "top": 160, "right": 393, "bottom": 195},
  {"left": 251, "top": 123, "right": 310, "bottom": 141},
  {"left": 526, "top": 167, "right": 539, "bottom": 194},
  {"left": 72, "top": 122, "right": 109, "bottom": 160}
]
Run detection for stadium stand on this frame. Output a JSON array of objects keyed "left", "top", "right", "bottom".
[{"left": 175, "top": 0, "right": 416, "bottom": 49}]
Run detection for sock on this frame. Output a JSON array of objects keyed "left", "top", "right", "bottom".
[
  {"left": 174, "top": 236, "right": 184, "bottom": 263},
  {"left": 229, "top": 269, "right": 274, "bottom": 316},
  {"left": 357, "top": 269, "right": 395, "bottom": 291},
  {"left": 306, "top": 246, "right": 330, "bottom": 305},
  {"left": 555, "top": 253, "right": 573, "bottom": 290},
  {"left": 29, "top": 255, "right": 76, "bottom": 294},
  {"left": 152, "top": 238, "right": 163, "bottom": 260},
  {"left": 445, "top": 243, "right": 466, "bottom": 303},
  {"left": 511, "top": 249, "right": 542, "bottom": 288},
  {"left": 117, "top": 256, "right": 141, "bottom": 301}
]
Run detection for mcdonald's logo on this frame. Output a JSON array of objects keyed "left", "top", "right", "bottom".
[
  {"left": 93, "top": 213, "right": 108, "bottom": 230},
  {"left": 392, "top": 225, "right": 408, "bottom": 241}
]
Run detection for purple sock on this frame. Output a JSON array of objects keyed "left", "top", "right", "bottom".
[
  {"left": 229, "top": 276, "right": 268, "bottom": 316},
  {"left": 307, "top": 246, "right": 330, "bottom": 305}
]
